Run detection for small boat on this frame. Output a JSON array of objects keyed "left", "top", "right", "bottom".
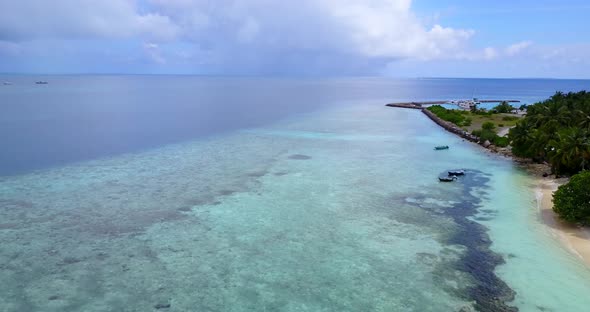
[
  {"left": 439, "top": 176, "right": 457, "bottom": 182},
  {"left": 434, "top": 145, "right": 449, "bottom": 150},
  {"left": 448, "top": 169, "right": 465, "bottom": 176},
  {"left": 35, "top": 81, "right": 48, "bottom": 84},
  {"left": 2, "top": 82, "right": 11, "bottom": 85}
]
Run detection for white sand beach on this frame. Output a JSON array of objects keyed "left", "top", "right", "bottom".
[{"left": 538, "top": 178, "right": 590, "bottom": 267}]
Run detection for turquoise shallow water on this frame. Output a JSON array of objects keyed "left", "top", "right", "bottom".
[{"left": 1, "top": 102, "right": 590, "bottom": 311}]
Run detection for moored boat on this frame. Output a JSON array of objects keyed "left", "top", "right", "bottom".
[
  {"left": 439, "top": 176, "right": 457, "bottom": 182},
  {"left": 448, "top": 169, "right": 465, "bottom": 176},
  {"left": 434, "top": 145, "right": 449, "bottom": 150}
]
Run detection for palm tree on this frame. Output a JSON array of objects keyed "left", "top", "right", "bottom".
[
  {"left": 577, "top": 110, "right": 590, "bottom": 129},
  {"left": 548, "top": 128, "right": 590, "bottom": 174},
  {"left": 509, "top": 120, "right": 535, "bottom": 157}
]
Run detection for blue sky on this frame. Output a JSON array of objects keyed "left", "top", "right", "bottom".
[{"left": 1, "top": 0, "right": 589, "bottom": 78}]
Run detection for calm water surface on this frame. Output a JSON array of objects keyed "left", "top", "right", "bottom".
[{"left": 1, "top": 76, "right": 589, "bottom": 311}]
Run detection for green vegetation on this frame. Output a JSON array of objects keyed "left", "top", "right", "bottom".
[
  {"left": 502, "top": 116, "right": 519, "bottom": 122},
  {"left": 491, "top": 101, "right": 513, "bottom": 114},
  {"left": 482, "top": 121, "right": 495, "bottom": 131},
  {"left": 553, "top": 171, "right": 590, "bottom": 224},
  {"left": 427, "top": 104, "right": 518, "bottom": 147},
  {"left": 426, "top": 105, "right": 521, "bottom": 130},
  {"left": 471, "top": 106, "right": 493, "bottom": 116},
  {"left": 427, "top": 105, "right": 468, "bottom": 126},
  {"left": 494, "top": 136, "right": 509, "bottom": 147},
  {"left": 509, "top": 91, "right": 590, "bottom": 175},
  {"left": 472, "top": 126, "right": 509, "bottom": 147}
]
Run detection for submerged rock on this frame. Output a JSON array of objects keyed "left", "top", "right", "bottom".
[
  {"left": 288, "top": 154, "right": 311, "bottom": 160},
  {"left": 154, "top": 303, "right": 171, "bottom": 309}
]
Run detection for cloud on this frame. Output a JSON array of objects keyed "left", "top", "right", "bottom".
[
  {"left": 483, "top": 47, "right": 498, "bottom": 60},
  {"left": 138, "top": 0, "right": 477, "bottom": 73},
  {"left": 143, "top": 42, "right": 166, "bottom": 64},
  {"left": 145, "top": 0, "right": 475, "bottom": 60},
  {"left": 0, "top": 0, "right": 179, "bottom": 41},
  {"left": 505, "top": 41, "right": 533, "bottom": 56},
  {"left": 450, "top": 41, "right": 532, "bottom": 62},
  {"left": 1, "top": 0, "right": 562, "bottom": 76}
]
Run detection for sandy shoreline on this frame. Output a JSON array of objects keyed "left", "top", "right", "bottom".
[{"left": 536, "top": 178, "right": 590, "bottom": 267}]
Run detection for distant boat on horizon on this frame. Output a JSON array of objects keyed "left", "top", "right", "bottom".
[
  {"left": 2, "top": 82, "right": 11, "bottom": 85},
  {"left": 35, "top": 81, "right": 48, "bottom": 84}
]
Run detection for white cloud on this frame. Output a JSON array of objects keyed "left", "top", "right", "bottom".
[
  {"left": 143, "top": 42, "right": 166, "bottom": 64},
  {"left": 483, "top": 47, "right": 498, "bottom": 60},
  {"left": 1, "top": 0, "right": 555, "bottom": 75},
  {"left": 0, "top": 0, "right": 179, "bottom": 41},
  {"left": 505, "top": 41, "right": 533, "bottom": 56},
  {"left": 146, "top": 0, "right": 475, "bottom": 61}
]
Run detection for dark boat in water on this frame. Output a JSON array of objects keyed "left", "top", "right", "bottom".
[
  {"left": 434, "top": 145, "right": 449, "bottom": 150},
  {"left": 448, "top": 169, "right": 465, "bottom": 176},
  {"left": 439, "top": 169, "right": 466, "bottom": 182},
  {"left": 439, "top": 176, "right": 457, "bottom": 182},
  {"left": 35, "top": 81, "right": 48, "bottom": 84}
]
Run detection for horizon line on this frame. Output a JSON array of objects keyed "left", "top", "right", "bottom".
[{"left": 1, "top": 72, "right": 589, "bottom": 80}]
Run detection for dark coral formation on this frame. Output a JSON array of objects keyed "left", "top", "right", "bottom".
[{"left": 288, "top": 154, "right": 312, "bottom": 160}]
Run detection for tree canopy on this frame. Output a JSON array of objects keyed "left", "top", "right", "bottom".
[
  {"left": 492, "top": 101, "right": 513, "bottom": 114},
  {"left": 509, "top": 91, "right": 590, "bottom": 175},
  {"left": 553, "top": 170, "right": 590, "bottom": 224}
]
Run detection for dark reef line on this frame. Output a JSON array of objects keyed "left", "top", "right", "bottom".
[{"left": 447, "top": 170, "right": 517, "bottom": 312}]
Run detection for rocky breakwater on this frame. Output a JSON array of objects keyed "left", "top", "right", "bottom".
[
  {"left": 386, "top": 103, "right": 551, "bottom": 176},
  {"left": 421, "top": 108, "right": 479, "bottom": 143}
]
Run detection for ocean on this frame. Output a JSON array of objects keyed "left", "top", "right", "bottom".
[{"left": 1, "top": 76, "right": 589, "bottom": 311}]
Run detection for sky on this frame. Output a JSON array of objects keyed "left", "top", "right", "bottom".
[{"left": 0, "top": 0, "right": 589, "bottom": 78}]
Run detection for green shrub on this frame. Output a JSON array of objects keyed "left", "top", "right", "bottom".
[
  {"left": 493, "top": 136, "right": 509, "bottom": 147},
  {"left": 553, "top": 171, "right": 590, "bottom": 224},
  {"left": 427, "top": 105, "right": 465, "bottom": 125},
  {"left": 472, "top": 107, "right": 489, "bottom": 115},
  {"left": 502, "top": 116, "right": 518, "bottom": 121},
  {"left": 482, "top": 122, "right": 496, "bottom": 131},
  {"left": 492, "top": 101, "right": 513, "bottom": 114},
  {"left": 479, "top": 129, "right": 497, "bottom": 142},
  {"left": 498, "top": 123, "right": 504, "bottom": 127},
  {"left": 462, "top": 117, "right": 472, "bottom": 127}
]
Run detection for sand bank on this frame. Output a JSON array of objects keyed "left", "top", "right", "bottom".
[{"left": 537, "top": 178, "right": 590, "bottom": 267}]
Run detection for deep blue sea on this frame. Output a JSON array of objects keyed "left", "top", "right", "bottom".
[{"left": 1, "top": 76, "right": 590, "bottom": 311}]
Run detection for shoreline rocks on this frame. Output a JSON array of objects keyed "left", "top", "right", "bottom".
[{"left": 420, "top": 107, "right": 551, "bottom": 175}]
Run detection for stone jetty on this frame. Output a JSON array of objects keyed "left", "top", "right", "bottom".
[{"left": 421, "top": 108, "right": 479, "bottom": 143}]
